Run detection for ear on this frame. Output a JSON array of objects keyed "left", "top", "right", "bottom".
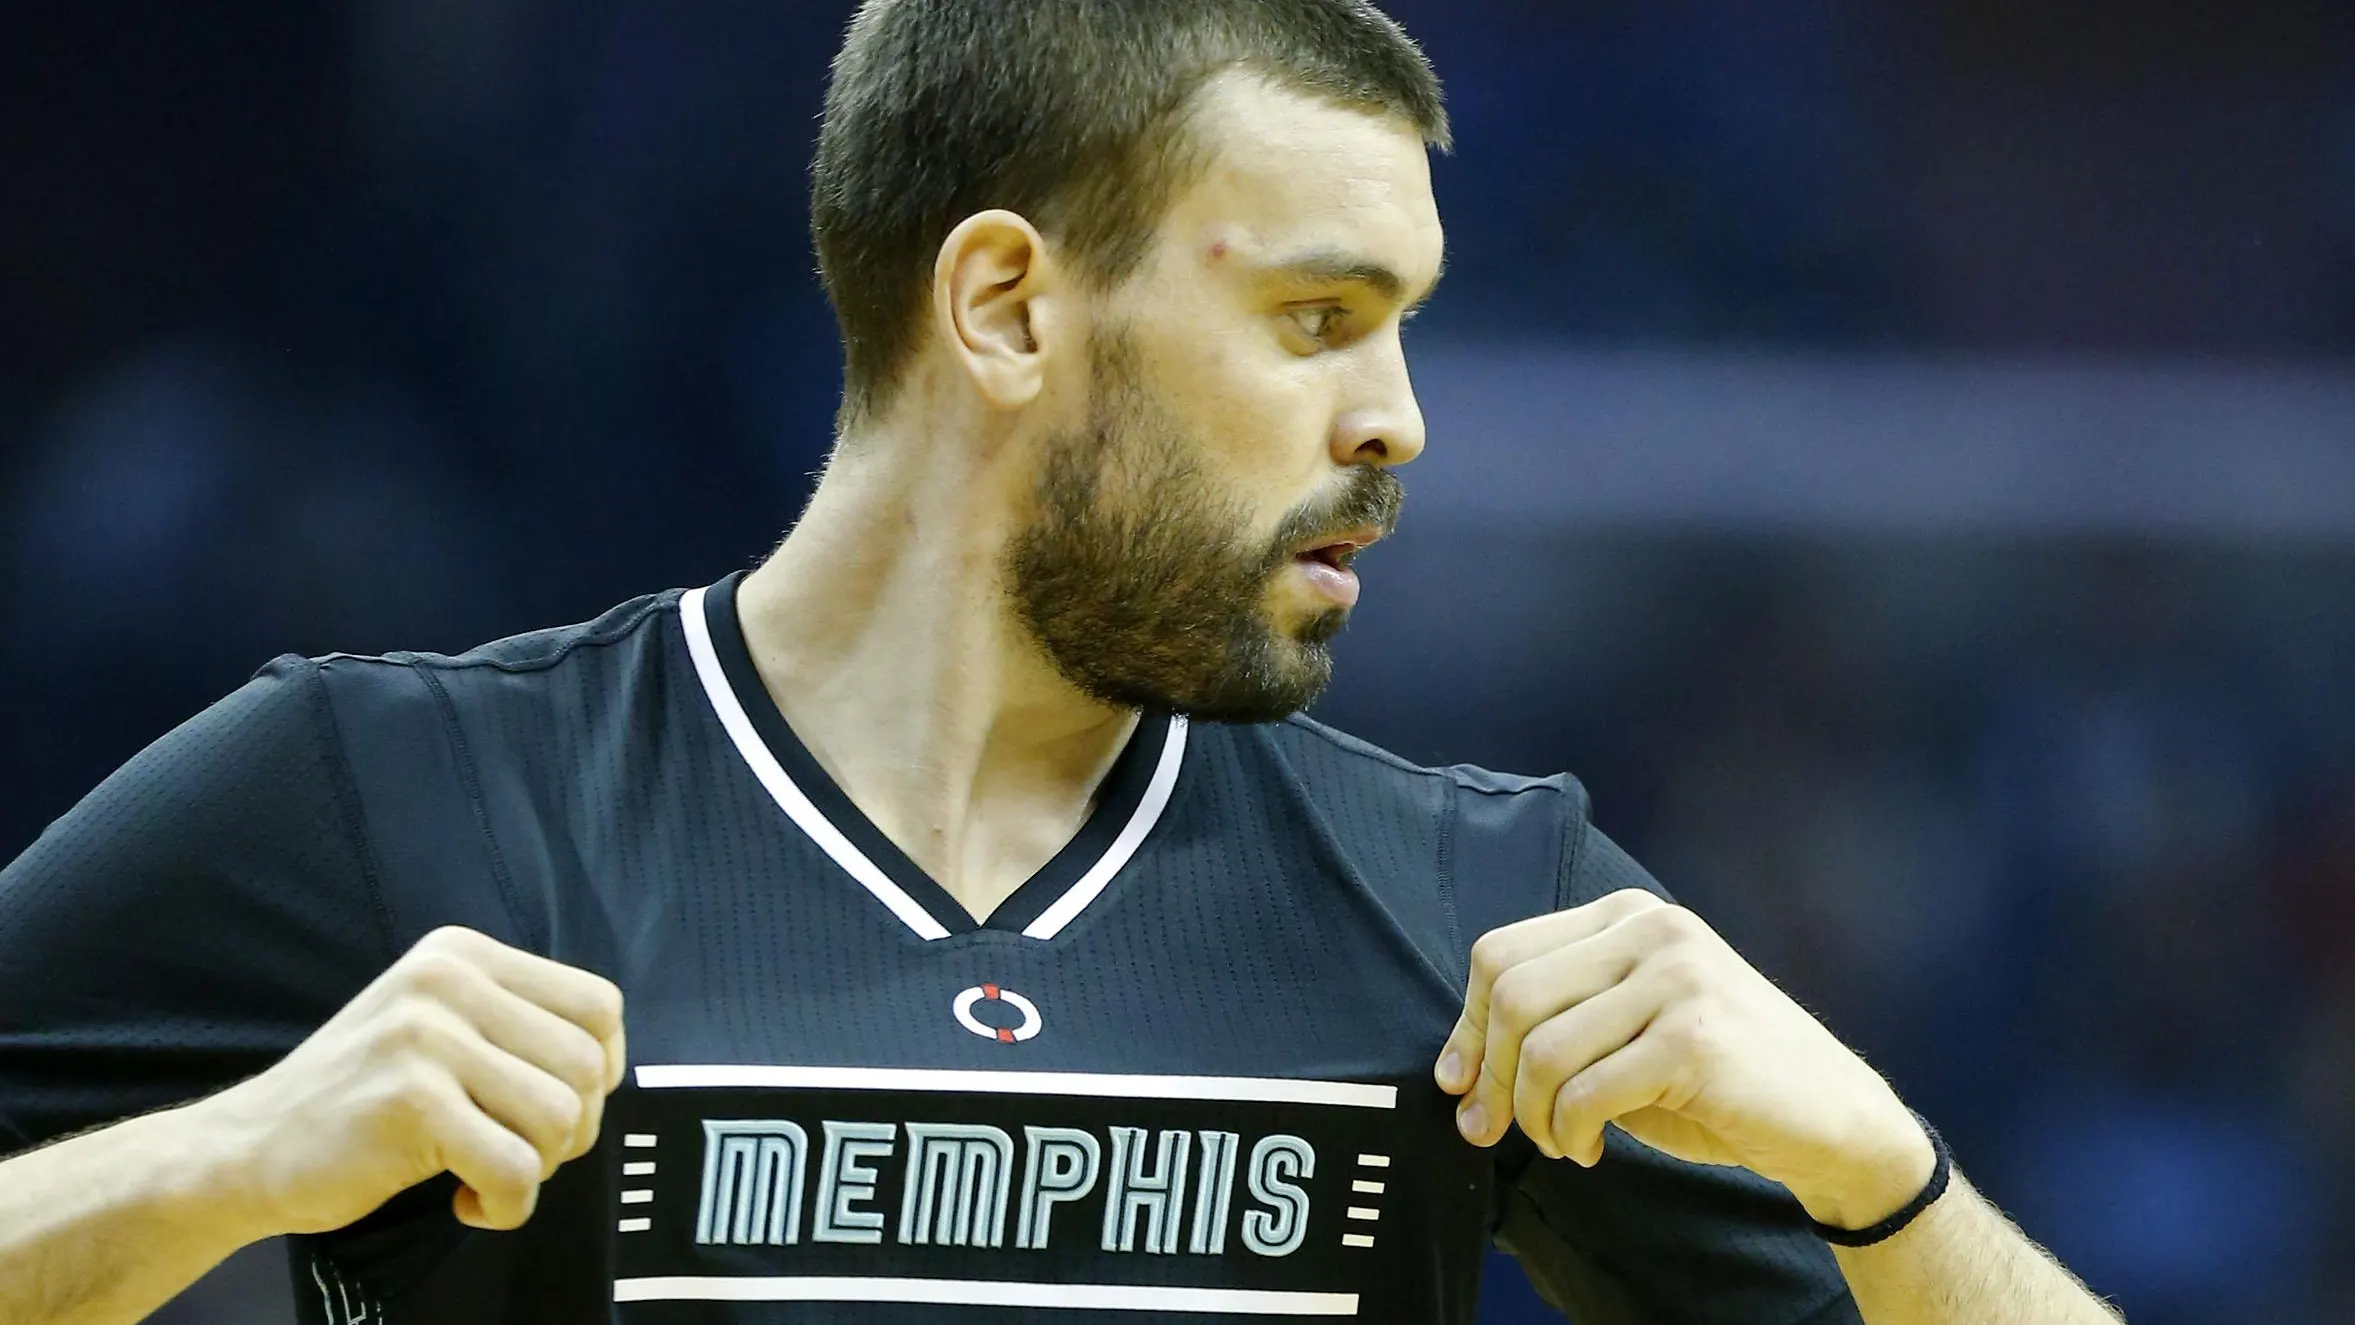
[{"left": 933, "top": 209, "right": 1063, "bottom": 411}]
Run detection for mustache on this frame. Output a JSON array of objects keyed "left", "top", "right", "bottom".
[{"left": 1266, "top": 465, "right": 1405, "bottom": 565}]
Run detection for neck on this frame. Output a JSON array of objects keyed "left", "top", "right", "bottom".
[{"left": 733, "top": 428, "right": 1142, "bottom": 924}]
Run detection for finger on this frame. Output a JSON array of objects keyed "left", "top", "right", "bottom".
[
  {"left": 1457, "top": 926, "right": 1652, "bottom": 1146},
  {"left": 431, "top": 1016, "right": 592, "bottom": 1180},
  {"left": 1437, "top": 889, "right": 1663, "bottom": 1093},
  {"left": 1511, "top": 981, "right": 1661, "bottom": 1158},
  {"left": 1548, "top": 1022, "right": 1695, "bottom": 1168},
  {"left": 425, "top": 927, "right": 628, "bottom": 1051},
  {"left": 420, "top": 1082, "right": 546, "bottom": 1231},
  {"left": 449, "top": 980, "right": 614, "bottom": 1162},
  {"left": 488, "top": 952, "right": 626, "bottom": 1095}
]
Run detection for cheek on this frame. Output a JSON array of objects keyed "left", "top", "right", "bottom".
[{"left": 1176, "top": 334, "right": 1334, "bottom": 489}]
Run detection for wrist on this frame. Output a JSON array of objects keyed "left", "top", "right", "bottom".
[
  {"left": 165, "top": 1082, "right": 288, "bottom": 1247},
  {"left": 1790, "top": 1109, "right": 1938, "bottom": 1232}
]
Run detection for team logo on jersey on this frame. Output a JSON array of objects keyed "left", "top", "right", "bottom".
[
  {"left": 610, "top": 1065, "right": 1480, "bottom": 1316},
  {"left": 686, "top": 1116, "right": 1314, "bottom": 1257},
  {"left": 953, "top": 983, "right": 1041, "bottom": 1043}
]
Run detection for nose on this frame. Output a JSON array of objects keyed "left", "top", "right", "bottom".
[{"left": 1329, "top": 343, "right": 1426, "bottom": 469}]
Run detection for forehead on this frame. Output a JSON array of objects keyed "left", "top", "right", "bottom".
[{"left": 1158, "top": 70, "right": 1443, "bottom": 286}]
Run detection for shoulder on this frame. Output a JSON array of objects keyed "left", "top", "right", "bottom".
[
  {"left": 314, "top": 588, "right": 682, "bottom": 690},
  {"left": 1259, "top": 713, "right": 1591, "bottom": 856},
  {"left": 1257, "top": 718, "right": 1660, "bottom": 913},
  {"left": 383, "top": 587, "right": 681, "bottom": 676},
  {"left": 301, "top": 588, "right": 686, "bottom": 736},
  {"left": 1264, "top": 714, "right": 1588, "bottom": 801},
  {"left": 0, "top": 663, "right": 402, "bottom": 1151},
  {"left": 287, "top": 588, "right": 694, "bottom": 952},
  {"left": 1216, "top": 715, "right": 1597, "bottom": 967}
]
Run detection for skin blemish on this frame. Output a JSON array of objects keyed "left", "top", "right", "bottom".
[{"left": 1208, "top": 240, "right": 1229, "bottom": 261}]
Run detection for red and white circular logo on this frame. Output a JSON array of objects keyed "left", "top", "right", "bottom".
[{"left": 953, "top": 983, "right": 1041, "bottom": 1043}]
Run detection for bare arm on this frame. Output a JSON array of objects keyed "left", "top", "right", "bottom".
[
  {"left": 1831, "top": 1170, "right": 2123, "bottom": 1325},
  {"left": 0, "top": 1102, "right": 273, "bottom": 1325},
  {"left": 1439, "top": 890, "right": 2120, "bottom": 1325},
  {"left": 0, "top": 927, "right": 625, "bottom": 1325}
]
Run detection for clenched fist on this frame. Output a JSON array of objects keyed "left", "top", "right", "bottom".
[
  {"left": 197, "top": 926, "right": 627, "bottom": 1235},
  {"left": 1435, "top": 889, "right": 1935, "bottom": 1232}
]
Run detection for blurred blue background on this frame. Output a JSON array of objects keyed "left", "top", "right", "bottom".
[{"left": 4, "top": 1, "right": 2353, "bottom": 1321}]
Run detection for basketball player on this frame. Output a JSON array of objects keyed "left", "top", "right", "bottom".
[{"left": 0, "top": 2, "right": 2120, "bottom": 1322}]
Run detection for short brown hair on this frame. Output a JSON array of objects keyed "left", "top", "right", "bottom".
[{"left": 810, "top": 0, "right": 1450, "bottom": 430}]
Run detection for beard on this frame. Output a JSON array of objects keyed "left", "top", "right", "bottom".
[{"left": 1006, "top": 323, "right": 1403, "bottom": 724}]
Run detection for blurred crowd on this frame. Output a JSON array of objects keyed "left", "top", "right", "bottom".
[
  {"left": 4, "top": 2, "right": 2352, "bottom": 1322},
  {"left": 1326, "top": 534, "right": 2355, "bottom": 1324}
]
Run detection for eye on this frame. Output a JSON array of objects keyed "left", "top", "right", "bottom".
[{"left": 1287, "top": 305, "right": 1346, "bottom": 342}]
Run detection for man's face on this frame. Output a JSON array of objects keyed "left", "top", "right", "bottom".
[{"left": 1007, "top": 72, "right": 1445, "bottom": 723}]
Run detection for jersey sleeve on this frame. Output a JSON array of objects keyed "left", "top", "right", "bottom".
[
  {"left": 1483, "top": 798, "right": 1863, "bottom": 1325},
  {"left": 0, "top": 654, "right": 395, "bottom": 1154}
]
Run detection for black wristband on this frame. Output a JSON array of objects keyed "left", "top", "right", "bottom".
[{"left": 1810, "top": 1114, "right": 1952, "bottom": 1248}]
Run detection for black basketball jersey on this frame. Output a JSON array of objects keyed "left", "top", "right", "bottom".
[{"left": 0, "top": 572, "right": 1859, "bottom": 1325}]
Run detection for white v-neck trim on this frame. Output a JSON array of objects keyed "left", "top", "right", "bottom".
[
  {"left": 679, "top": 584, "right": 1186, "bottom": 942},
  {"left": 680, "top": 586, "right": 950, "bottom": 940},
  {"left": 1022, "top": 717, "right": 1186, "bottom": 940}
]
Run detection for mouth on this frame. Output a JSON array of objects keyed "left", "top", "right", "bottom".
[{"left": 1291, "top": 525, "right": 1386, "bottom": 571}]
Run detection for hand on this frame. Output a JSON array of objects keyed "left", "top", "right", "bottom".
[
  {"left": 1433, "top": 889, "right": 1935, "bottom": 1230},
  {"left": 197, "top": 926, "right": 627, "bottom": 1235}
]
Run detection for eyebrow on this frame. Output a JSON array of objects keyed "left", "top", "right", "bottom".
[{"left": 1262, "top": 246, "right": 1447, "bottom": 312}]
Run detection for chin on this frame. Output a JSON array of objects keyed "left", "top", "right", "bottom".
[
  {"left": 1166, "top": 632, "right": 1337, "bottom": 726},
  {"left": 1288, "top": 606, "right": 1350, "bottom": 648}
]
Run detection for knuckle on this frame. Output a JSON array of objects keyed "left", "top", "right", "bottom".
[
  {"left": 592, "top": 979, "right": 627, "bottom": 1031},
  {"left": 1602, "top": 888, "right": 1663, "bottom": 920},
  {"left": 416, "top": 925, "right": 484, "bottom": 960},
  {"left": 1656, "top": 1008, "right": 1717, "bottom": 1062},
  {"left": 605, "top": 1030, "right": 629, "bottom": 1089},
  {"left": 1553, "top": 1070, "right": 1595, "bottom": 1116},
  {"left": 529, "top": 1078, "right": 588, "bottom": 1142},
  {"left": 1467, "top": 932, "right": 1513, "bottom": 990},
  {"left": 387, "top": 1070, "right": 462, "bottom": 1136},
  {"left": 398, "top": 950, "right": 474, "bottom": 1001},
  {"left": 1629, "top": 901, "right": 1704, "bottom": 948},
  {"left": 1547, "top": 1090, "right": 1589, "bottom": 1147},
  {"left": 1513, "top": 1066, "right": 1561, "bottom": 1127},
  {"left": 503, "top": 1157, "right": 547, "bottom": 1200},
  {"left": 1658, "top": 903, "right": 1710, "bottom": 940},
  {"left": 1650, "top": 949, "right": 1713, "bottom": 998},
  {"left": 1513, "top": 1018, "right": 1566, "bottom": 1076},
  {"left": 1513, "top": 1088, "right": 1553, "bottom": 1141},
  {"left": 553, "top": 1038, "right": 607, "bottom": 1095},
  {"left": 1506, "top": 1034, "right": 1550, "bottom": 1089},
  {"left": 1489, "top": 971, "right": 1548, "bottom": 1033},
  {"left": 482, "top": 1153, "right": 543, "bottom": 1209},
  {"left": 381, "top": 998, "right": 458, "bottom": 1056},
  {"left": 378, "top": 1069, "right": 438, "bottom": 1129},
  {"left": 570, "top": 1098, "right": 608, "bottom": 1157},
  {"left": 552, "top": 1078, "right": 591, "bottom": 1129}
]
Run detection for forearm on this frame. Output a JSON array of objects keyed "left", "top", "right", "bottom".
[
  {"left": 0, "top": 1102, "right": 270, "bottom": 1325},
  {"left": 1833, "top": 1168, "right": 2122, "bottom": 1325}
]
